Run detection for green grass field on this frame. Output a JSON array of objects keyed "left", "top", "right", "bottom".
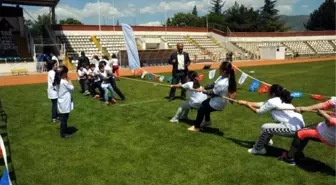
[{"left": 0, "top": 60, "right": 335, "bottom": 185}]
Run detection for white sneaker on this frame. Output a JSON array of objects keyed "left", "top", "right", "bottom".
[
  {"left": 200, "top": 121, "right": 212, "bottom": 127},
  {"left": 248, "top": 147, "right": 266, "bottom": 155},
  {"left": 268, "top": 139, "right": 273, "bottom": 146},
  {"left": 170, "top": 118, "right": 179, "bottom": 123}
]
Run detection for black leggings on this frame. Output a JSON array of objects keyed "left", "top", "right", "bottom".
[
  {"left": 79, "top": 79, "right": 88, "bottom": 93},
  {"left": 194, "top": 98, "right": 217, "bottom": 129},
  {"left": 110, "top": 78, "right": 125, "bottom": 100}
]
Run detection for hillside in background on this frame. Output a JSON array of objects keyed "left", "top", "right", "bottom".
[{"left": 279, "top": 15, "right": 310, "bottom": 32}]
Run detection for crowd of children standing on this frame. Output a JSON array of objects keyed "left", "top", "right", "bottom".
[{"left": 46, "top": 51, "right": 125, "bottom": 138}]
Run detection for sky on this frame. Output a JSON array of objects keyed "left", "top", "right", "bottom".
[{"left": 14, "top": 0, "right": 324, "bottom": 26}]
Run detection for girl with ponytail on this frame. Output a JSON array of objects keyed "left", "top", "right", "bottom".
[
  {"left": 237, "top": 84, "right": 305, "bottom": 155},
  {"left": 47, "top": 60, "right": 58, "bottom": 123},
  {"left": 170, "top": 71, "right": 207, "bottom": 123},
  {"left": 188, "top": 61, "right": 237, "bottom": 132},
  {"left": 56, "top": 66, "right": 75, "bottom": 138}
]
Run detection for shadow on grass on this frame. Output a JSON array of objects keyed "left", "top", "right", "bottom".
[
  {"left": 166, "top": 117, "right": 224, "bottom": 136},
  {"left": 67, "top": 126, "right": 78, "bottom": 135},
  {"left": 225, "top": 137, "right": 335, "bottom": 176}
]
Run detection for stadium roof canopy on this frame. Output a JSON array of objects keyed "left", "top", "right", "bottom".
[{"left": 1, "top": 0, "right": 59, "bottom": 7}]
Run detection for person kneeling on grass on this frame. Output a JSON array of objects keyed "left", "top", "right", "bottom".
[
  {"left": 77, "top": 64, "right": 90, "bottom": 95},
  {"left": 188, "top": 61, "right": 237, "bottom": 132},
  {"left": 237, "top": 84, "right": 305, "bottom": 155},
  {"left": 170, "top": 71, "right": 207, "bottom": 123},
  {"left": 98, "top": 63, "right": 117, "bottom": 105},
  {"left": 278, "top": 97, "right": 335, "bottom": 165}
]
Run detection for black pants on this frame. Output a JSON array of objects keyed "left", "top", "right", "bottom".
[
  {"left": 51, "top": 99, "right": 58, "bottom": 120},
  {"left": 292, "top": 124, "right": 322, "bottom": 151},
  {"left": 60, "top": 113, "right": 69, "bottom": 137},
  {"left": 110, "top": 78, "right": 125, "bottom": 100},
  {"left": 79, "top": 79, "right": 88, "bottom": 93},
  {"left": 169, "top": 73, "right": 187, "bottom": 98},
  {"left": 194, "top": 98, "right": 217, "bottom": 129}
]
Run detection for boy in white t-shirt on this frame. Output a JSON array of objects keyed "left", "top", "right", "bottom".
[
  {"left": 77, "top": 64, "right": 90, "bottom": 95},
  {"left": 170, "top": 71, "right": 207, "bottom": 123}
]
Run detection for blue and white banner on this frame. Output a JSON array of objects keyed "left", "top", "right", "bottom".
[
  {"left": 121, "top": 24, "right": 141, "bottom": 72},
  {"left": 249, "top": 80, "right": 260, "bottom": 92},
  {"left": 291, "top": 91, "right": 303, "bottom": 98},
  {"left": 0, "top": 135, "right": 11, "bottom": 185}
]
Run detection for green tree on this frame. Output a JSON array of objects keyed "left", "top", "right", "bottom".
[
  {"left": 116, "top": 20, "right": 120, "bottom": 26},
  {"left": 259, "top": 0, "right": 289, "bottom": 32},
  {"left": 167, "top": 13, "right": 204, "bottom": 27},
  {"left": 305, "top": 0, "right": 336, "bottom": 31},
  {"left": 192, "top": 5, "right": 198, "bottom": 16},
  {"left": 59, "top": 18, "right": 83, "bottom": 25},
  {"left": 211, "top": 0, "right": 225, "bottom": 14},
  {"left": 223, "top": 2, "right": 260, "bottom": 32},
  {"left": 25, "top": 13, "right": 52, "bottom": 38}
]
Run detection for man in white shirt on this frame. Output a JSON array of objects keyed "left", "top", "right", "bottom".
[{"left": 167, "top": 43, "right": 191, "bottom": 101}]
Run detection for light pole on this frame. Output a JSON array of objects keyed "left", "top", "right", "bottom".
[{"left": 113, "top": 0, "right": 115, "bottom": 31}]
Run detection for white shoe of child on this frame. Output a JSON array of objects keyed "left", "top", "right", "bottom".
[
  {"left": 248, "top": 147, "right": 266, "bottom": 155},
  {"left": 268, "top": 139, "right": 273, "bottom": 146},
  {"left": 170, "top": 118, "right": 179, "bottom": 123}
]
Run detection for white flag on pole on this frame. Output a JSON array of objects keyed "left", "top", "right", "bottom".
[
  {"left": 208, "top": 69, "right": 216, "bottom": 80},
  {"left": 159, "top": 76, "right": 165, "bottom": 82},
  {"left": 238, "top": 72, "right": 248, "bottom": 85},
  {"left": 141, "top": 71, "right": 147, "bottom": 79}
]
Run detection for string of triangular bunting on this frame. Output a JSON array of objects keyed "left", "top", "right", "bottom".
[
  {"left": 132, "top": 65, "right": 330, "bottom": 101},
  {"left": 232, "top": 65, "right": 331, "bottom": 101}
]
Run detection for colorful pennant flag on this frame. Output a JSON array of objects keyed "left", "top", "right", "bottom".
[
  {"left": 135, "top": 70, "right": 143, "bottom": 76},
  {"left": 197, "top": 73, "right": 204, "bottom": 81},
  {"left": 249, "top": 80, "right": 260, "bottom": 92},
  {"left": 141, "top": 71, "right": 147, "bottom": 79},
  {"left": 258, "top": 83, "right": 271, "bottom": 94},
  {"left": 238, "top": 72, "right": 248, "bottom": 85},
  {"left": 148, "top": 73, "right": 153, "bottom": 81},
  {"left": 208, "top": 69, "right": 216, "bottom": 80},
  {"left": 167, "top": 76, "right": 173, "bottom": 83},
  {"left": 154, "top": 75, "right": 160, "bottom": 82},
  {"left": 233, "top": 66, "right": 238, "bottom": 73},
  {"left": 159, "top": 76, "right": 165, "bottom": 82},
  {"left": 312, "top": 94, "right": 324, "bottom": 101},
  {"left": 290, "top": 92, "right": 303, "bottom": 98}
]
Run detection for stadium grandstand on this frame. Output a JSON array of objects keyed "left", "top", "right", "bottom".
[{"left": 0, "top": 0, "right": 335, "bottom": 75}]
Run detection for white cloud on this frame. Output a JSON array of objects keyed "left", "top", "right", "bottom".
[
  {"left": 301, "top": 5, "right": 309, "bottom": 8},
  {"left": 139, "top": 0, "right": 299, "bottom": 15},
  {"left": 139, "top": 21, "right": 162, "bottom": 26},
  {"left": 24, "top": 2, "right": 136, "bottom": 22}
]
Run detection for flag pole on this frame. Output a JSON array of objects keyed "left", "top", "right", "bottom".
[
  {"left": 206, "top": 0, "right": 209, "bottom": 32},
  {"left": 98, "top": 0, "right": 102, "bottom": 53},
  {"left": 113, "top": 0, "right": 115, "bottom": 31}
]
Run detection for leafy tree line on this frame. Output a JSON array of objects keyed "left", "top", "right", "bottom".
[
  {"left": 165, "top": 0, "right": 289, "bottom": 32},
  {"left": 25, "top": 14, "right": 83, "bottom": 38},
  {"left": 165, "top": 0, "right": 335, "bottom": 32}
]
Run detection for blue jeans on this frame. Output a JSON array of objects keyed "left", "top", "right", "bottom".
[
  {"left": 51, "top": 99, "right": 58, "bottom": 120},
  {"left": 102, "top": 83, "right": 114, "bottom": 101}
]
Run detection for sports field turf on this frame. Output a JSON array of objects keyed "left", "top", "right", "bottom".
[{"left": 0, "top": 60, "right": 335, "bottom": 185}]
